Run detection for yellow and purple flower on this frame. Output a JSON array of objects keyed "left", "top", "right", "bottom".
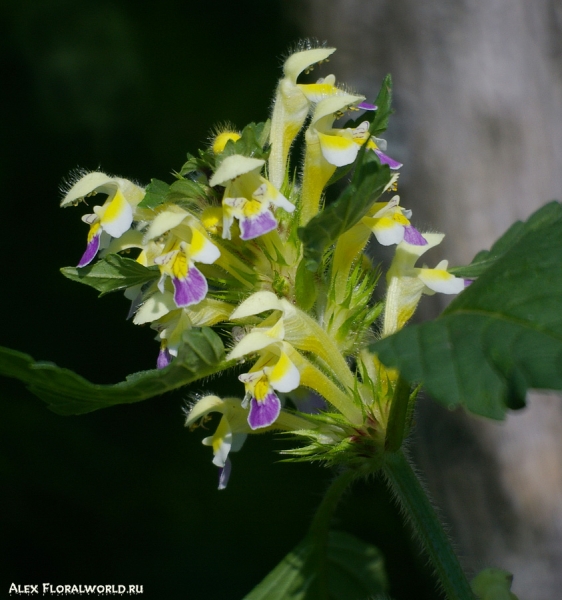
[
  {"left": 351, "top": 121, "right": 402, "bottom": 170},
  {"left": 239, "top": 349, "right": 301, "bottom": 430},
  {"left": 383, "top": 233, "right": 466, "bottom": 335},
  {"left": 210, "top": 155, "right": 295, "bottom": 241},
  {"left": 154, "top": 227, "right": 220, "bottom": 308},
  {"left": 61, "top": 171, "right": 145, "bottom": 267},
  {"left": 184, "top": 395, "right": 250, "bottom": 489},
  {"left": 362, "top": 195, "right": 426, "bottom": 246},
  {"left": 300, "top": 92, "right": 367, "bottom": 224}
]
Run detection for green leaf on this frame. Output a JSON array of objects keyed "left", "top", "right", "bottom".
[
  {"left": 166, "top": 179, "right": 209, "bottom": 208},
  {"left": 244, "top": 531, "right": 387, "bottom": 600},
  {"left": 138, "top": 177, "right": 209, "bottom": 212},
  {"left": 137, "top": 178, "right": 170, "bottom": 209},
  {"left": 0, "top": 328, "right": 232, "bottom": 415},
  {"left": 370, "top": 74, "right": 393, "bottom": 137},
  {"left": 298, "top": 153, "right": 392, "bottom": 271},
  {"left": 450, "top": 202, "right": 562, "bottom": 278},
  {"left": 370, "top": 201, "right": 562, "bottom": 419},
  {"left": 179, "top": 151, "right": 215, "bottom": 180},
  {"left": 61, "top": 254, "right": 159, "bottom": 296}
]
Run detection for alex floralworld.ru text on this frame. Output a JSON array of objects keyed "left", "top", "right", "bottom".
[{"left": 9, "top": 584, "right": 144, "bottom": 595}]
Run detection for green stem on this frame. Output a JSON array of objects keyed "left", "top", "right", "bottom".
[
  {"left": 383, "top": 450, "right": 475, "bottom": 600},
  {"left": 308, "top": 469, "right": 357, "bottom": 597},
  {"left": 385, "top": 376, "right": 412, "bottom": 451}
]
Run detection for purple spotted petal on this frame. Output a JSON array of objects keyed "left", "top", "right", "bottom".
[
  {"left": 172, "top": 265, "right": 208, "bottom": 307},
  {"left": 157, "top": 346, "right": 172, "bottom": 369},
  {"left": 239, "top": 210, "right": 277, "bottom": 240},
  {"left": 248, "top": 392, "right": 281, "bottom": 430},
  {"left": 464, "top": 279, "right": 473, "bottom": 287},
  {"left": 357, "top": 101, "right": 377, "bottom": 111},
  {"left": 77, "top": 233, "right": 101, "bottom": 267},
  {"left": 403, "top": 226, "right": 428, "bottom": 246},
  {"left": 218, "top": 458, "right": 232, "bottom": 490},
  {"left": 374, "top": 149, "right": 403, "bottom": 170}
]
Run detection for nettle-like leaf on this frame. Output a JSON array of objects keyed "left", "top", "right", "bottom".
[
  {"left": 299, "top": 154, "right": 392, "bottom": 272},
  {"left": 371, "top": 201, "right": 562, "bottom": 419},
  {"left": 244, "top": 531, "right": 387, "bottom": 600},
  {"left": 137, "top": 178, "right": 170, "bottom": 209},
  {"left": 138, "top": 177, "right": 208, "bottom": 211},
  {"left": 0, "top": 328, "right": 231, "bottom": 416},
  {"left": 449, "top": 202, "right": 561, "bottom": 278},
  {"left": 369, "top": 73, "right": 393, "bottom": 138},
  {"left": 61, "top": 254, "right": 159, "bottom": 296},
  {"left": 166, "top": 179, "right": 210, "bottom": 206}
]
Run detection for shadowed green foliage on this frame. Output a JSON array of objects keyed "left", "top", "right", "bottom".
[
  {"left": 61, "top": 253, "right": 159, "bottom": 296},
  {"left": 244, "top": 531, "right": 388, "bottom": 600},
  {"left": 0, "top": 328, "right": 231, "bottom": 415}
]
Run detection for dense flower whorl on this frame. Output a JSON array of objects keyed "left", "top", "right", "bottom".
[{"left": 61, "top": 44, "right": 469, "bottom": 488}]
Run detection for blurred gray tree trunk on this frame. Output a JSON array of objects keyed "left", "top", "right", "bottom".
[{"left": 288, "top": 1, "right": 562, "bottom": 598}]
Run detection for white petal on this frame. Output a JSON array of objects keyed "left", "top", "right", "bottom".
[
  {"left": 318, "top": 131, "right": 361, "bottom": 167},
  {"left": 372, "top": 221, "right": 405, "bottom": 246},
  {"left": 144, "top": 207, "right": 189, "bottom": 242},
  {"left": 267, "top": 352, "right": 301, "bottom": 393},
  {"left": 210, "top": 155, "right": 265, "bottom": 187},
  {"left": 99, "top": 190, "right": 133, "bottom": 238},
  {"left": 133, "top": 291, "right": 176, "bottom": 325},
  {"left": 418, "top": 268, "right": 465, "bottom": 294}
]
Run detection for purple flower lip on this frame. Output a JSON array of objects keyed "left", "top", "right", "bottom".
[
  {"left": 403, "top": 226, "right": 428, "bottom": 246},
  {"left": 77, "top": 233, "right": 101, "bottom": 267},
  {"left": 172, "top": 266, "right": 208, "bottom": 307},
  {"left": 357, "top": 102, "right": 377, "bottom": 111},
  {"left": 157, "top": 346, "right": 172, "bottom": 369},
  {"left": 248, "top": 392, "right": 281, "bottom": 430},
  {"left": 239, "top": 209, "right": 277, "bottom": 240},
  {"left": 218, "top": 459, "right": 232, "bottom": 490},
  {"left": 374, "top": 149, "right": 403, "bottom": 170}
]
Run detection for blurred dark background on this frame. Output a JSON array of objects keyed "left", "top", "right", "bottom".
[
  {"left": 0, "top": 2, "right": 441, "bottom": 599},
  {"left": 4, "top": 1, "right": 562, "bottom": 598}
]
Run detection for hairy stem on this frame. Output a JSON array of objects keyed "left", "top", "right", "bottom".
[
  {"left": 308, "top": 469, "right": 357, "bottom": 597},
  {"left": 385, "top": 376, "right": 412, "bottom": 451},
  {"left": 383, "top": 450, "right": 475, "bottom": 600}
]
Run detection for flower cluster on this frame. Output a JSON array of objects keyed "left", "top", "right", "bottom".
[{"left": 61, "top": 42, "right": 467, "bottom": 488}]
